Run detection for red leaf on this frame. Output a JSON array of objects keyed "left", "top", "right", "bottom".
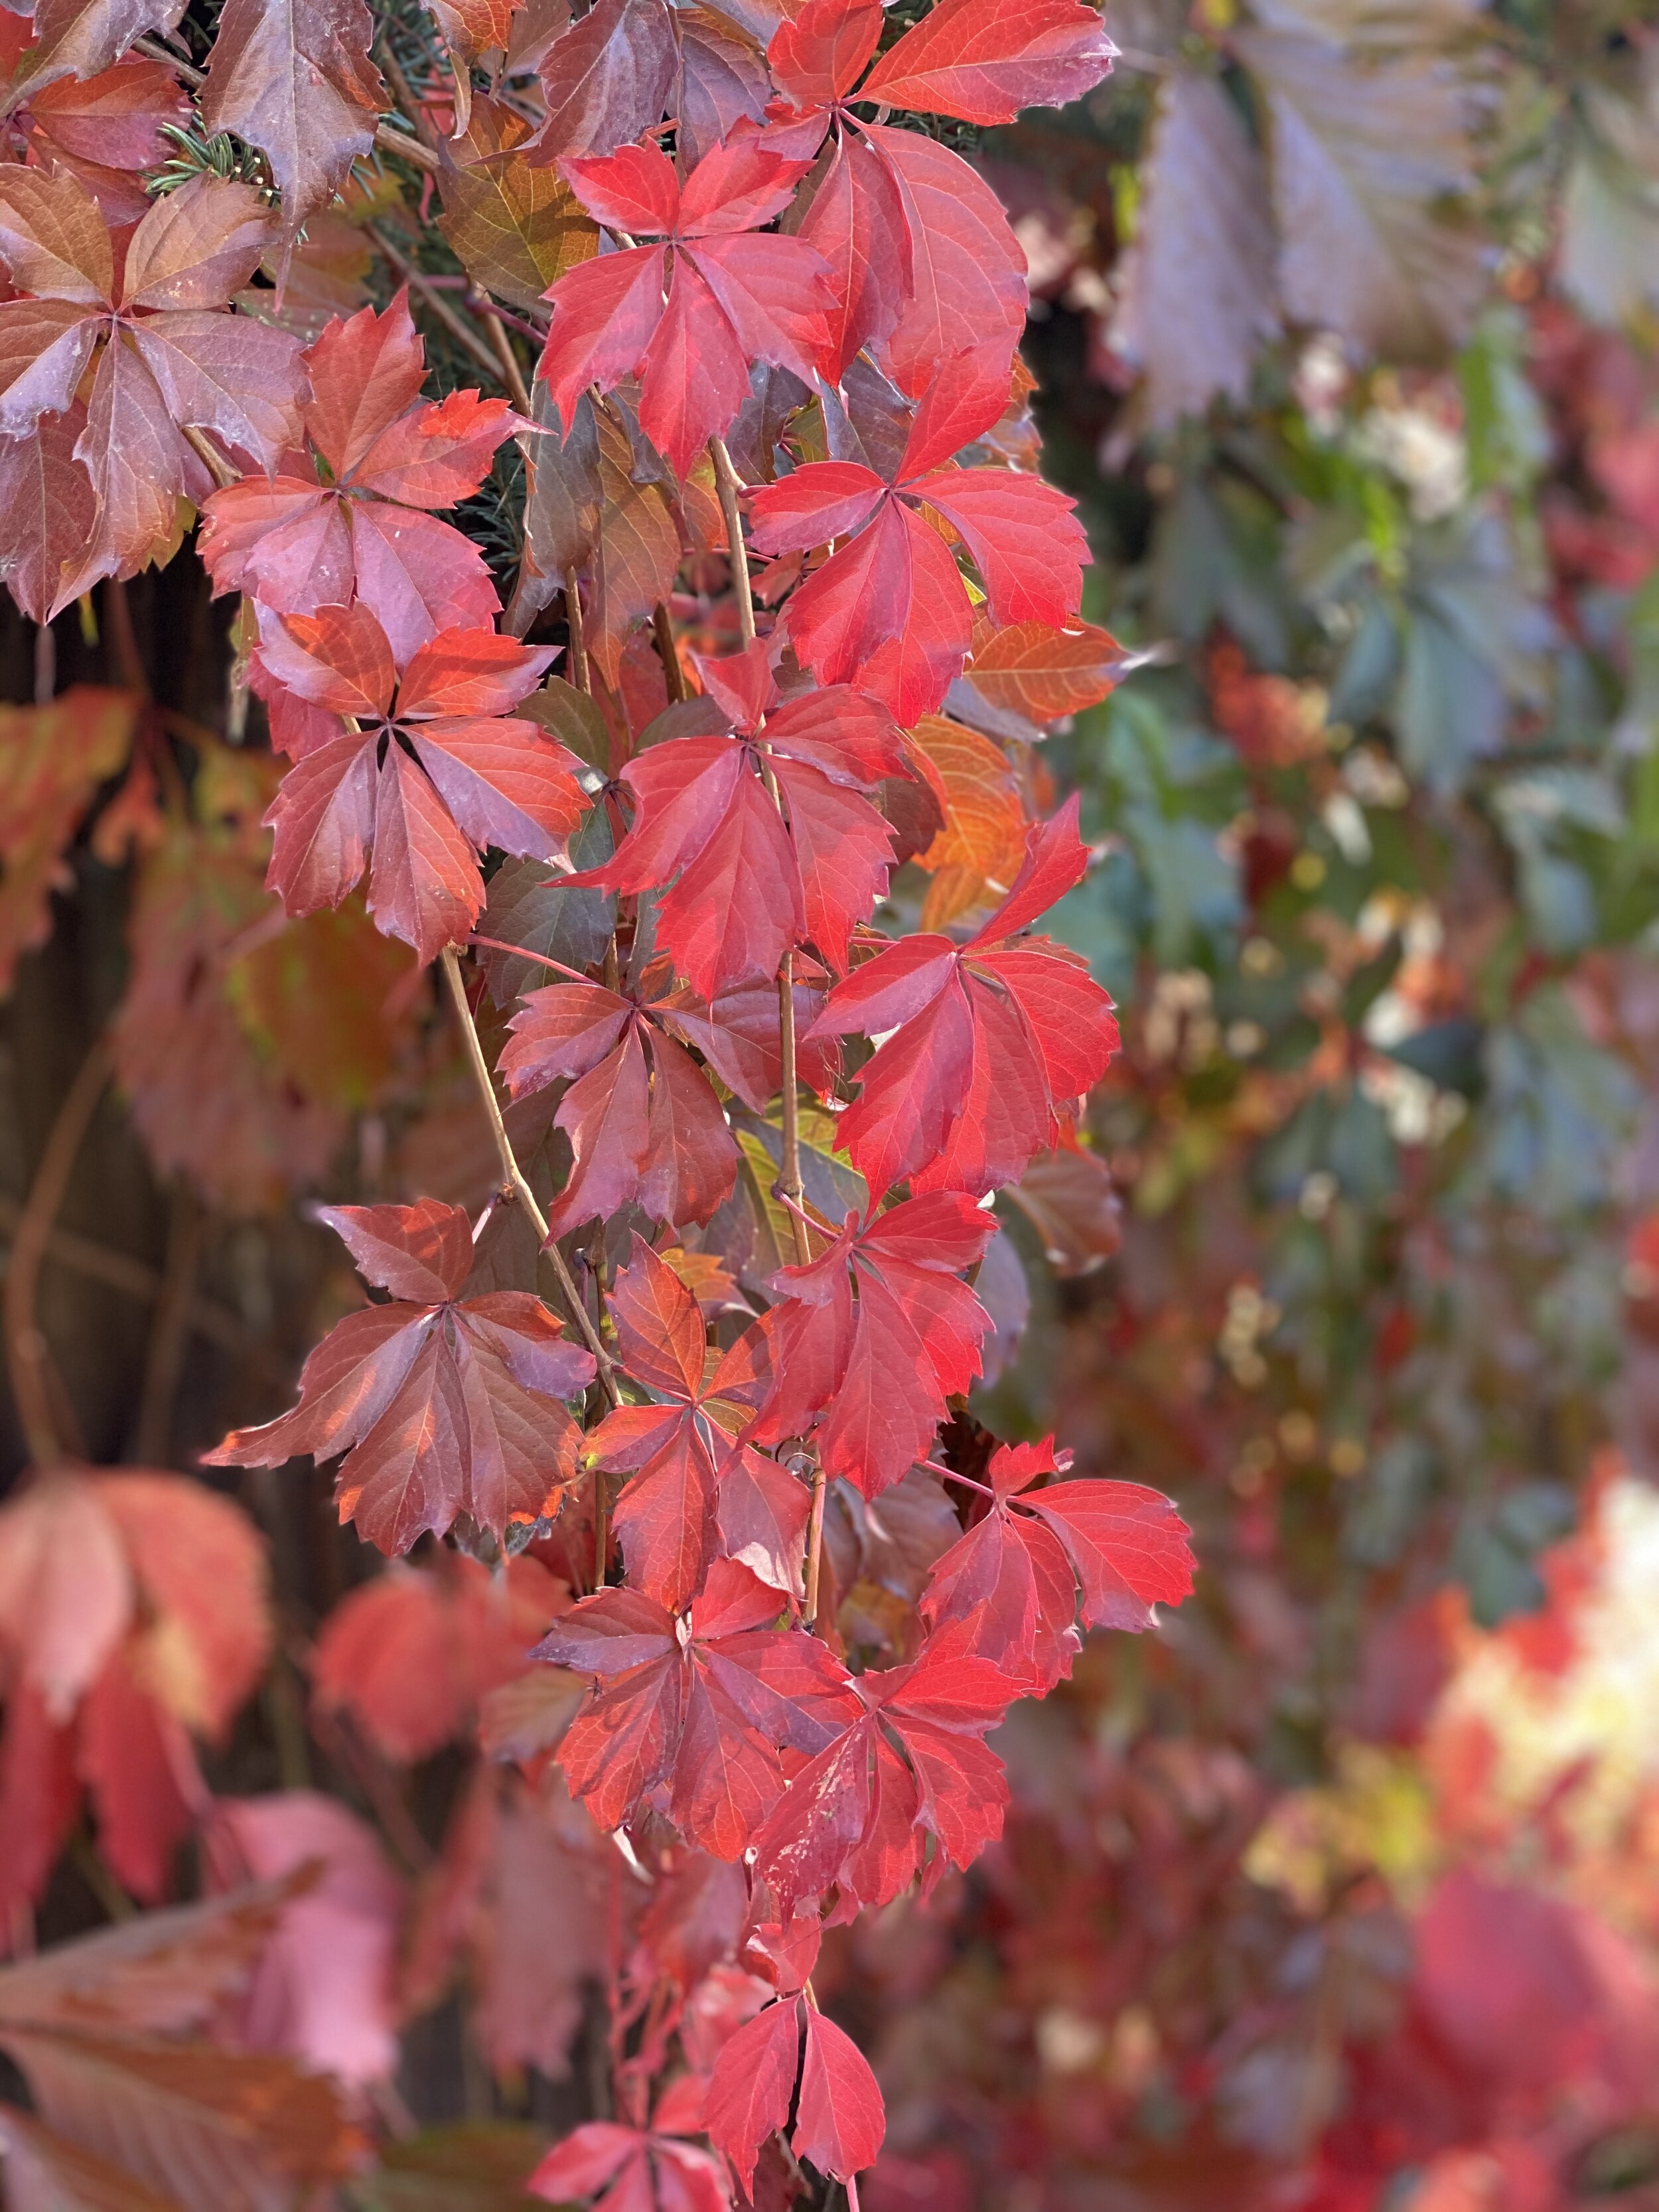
[
  {"left": 200, "top": 294, "right": 518, "bottom": 660},
  {"left": 570, "top": 648, "right": 902, "bottom": 995},
  {"left": 705, "top": 1996, "right": 802, "bottom": 2191},
  {"left": 535, "top": 1558, "right": 857, "bottom": 1852},
  {"left": 751, "top": 1613, "right": 1021, "bottom": 1917},
  {"left": 579, "top": 1238, "right": 778, "bottom": 1607},
  {"left": 919, "top": 1484, "right": 1080, "bottom": 1693},
  {"left": 1019, "top": 1483, "right": 1196, "bottom": 1635},
  {"left": 745, "top": 1192, "right": 996, "bottom": 1499},
  {"left": 204, "top": 1201, "right": 596, "bottom": 1554},
  {"left": 531, "top": 2116, "right": 730, "bottom": 2212},
  {"left": 540, "top": 135, "right": 832, "bottom": 477},
  {"left": 255, "top": 603, "right": 579, "bottom": 965},
  {"left": 0, "top": 1685, "right": 78, "bottom": 1927},
  {"left": 747, "top": 349, "right": 1086, "bottom": 721},
  {"left": 19, "top": 0, "right": 190, "bottom": 92},
  {"left": 201, "top": 1791, "right": 403, "bottom": 2085},
  {"left": 794, "top": 2008, "right": 885, "bottom": 2183},
  {"left": 530, "top": 0, "right": 678, "bottom": 163},
  {"left": 806, "top": 799, "right": 1118, "bottom": 1198},
  {"left": 311, "top": 1554, "right": 565, "bottom": 1763},
  {"left": 76, "top": 1653, "right": 200, "bottom": 1902},
  {"left": 860, "top": 0, "right": 1115, "bottom": 125},
  {"left": 0, "top": 29, "right": 192, "bottom": 224}
]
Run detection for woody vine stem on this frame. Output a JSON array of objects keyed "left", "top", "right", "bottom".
[
  {"left": 439, "top": 946, "right": 621, "bottom": 1412},
  {"left": 710, "top": 432, "right": 828, "bottom": 1622}
]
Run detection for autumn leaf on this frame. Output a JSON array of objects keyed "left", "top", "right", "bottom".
[
  {"left": 529, "top": 2106, "right": 728, "bottom": 2212},
  {"left": 584, "top": 398, "right": 680, "bottom": 688},
  {"left": 1003, "top": 1140, "right": 1123, "bottom": 1275},
  {"left": 760, "top": 0, "right": 1107, "bottom": 390},
  {"left": 859, "top": 0, "right": 1115, "bottom": 125},
  {"left": 579, "top": 1238, "right": 774, "bottom": 1608},
  {"left": 0, "top": 20, "right": 191, "bottom": 224},
  {"left": 200, "top": 292, "right": 521, "bottom": 662},
  {"left": 204, "top": 1199, "right": 597, "bottom": 1554},
  {"left": 0, "top": 2029, "right": 362, "bottom": 2212},
  {"left": 534, "top": 1557, "right": 857, "bottom": 1850},
  {"left": 707, "top": 1991, "right": 885, "bottom": 2191},
  {"left": 14, "top": 0, "right": 186, "bottom": 92},
  {"left": 747, "top": 344, "right": 1088, "bottom": 723},
  {"left": 421, "top": 0, "right": 522, "bottom": 133},
  {"left": 908, "top": 712, "right": 1030, "bottom": 928},
  {"left": 0, "top": 169, "right": 306, "bottom": 605},
  {"left": 922, "top": 1437, "right": 1194, "bottom": 1688},
  {"left": 528, "top": 0, "right": 678, "bottom": 166},
  {"left": 310, "top": 1554, "right": 565, "bottom": 1764},
  {"left": 0, "top": 1470, "right": 270, "bottom": 1910},
  {"left": 538, "top": 134, "right": 833, "bottom": 479},
  {"left": 750, "top": 1609, "right": 1025, "bottom": 1917},
  {"left": 807, "top": 797, "right": 1120, "bottom": 1199},
  {"left": 200, "top": 0, "right": 386, "bottom": 236},
  {"left": 744, "top": 1191, "right": 998, "bottom": 1499},
  {"left": 565, "top": 641, "right": 904, "bottom": 995},
  {"left": 439, "top": 94, "right": 600, "bottom": 313},
  {"left": 0, "top": 687, "right": 139, "bottom": 992},
  {"left": 251, "top": 602, "right": 583, "bottom": 965},
  {"left": 111, "top": 749, "right": 418, "bottom": 1213},
  {"left": 964, "top": 617, "right": 1134, "bottom": 723},
  {"left": 498, "top": 958, "right": 831, "bottom": 1240},
  {"left": 1236, "top": 15, "right": 1486, "bottom": 358},
  {"left": 1108, "top": 71, "right": 1279, "bottom": 427}
]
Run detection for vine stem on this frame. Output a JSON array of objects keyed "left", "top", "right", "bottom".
[
  {"left": 557, "top": 526, "right": 605, "bottom": 1579},
  {"left": 709, "top": 436, "right": 756, "bottom": 651},
  {"left": 479, "top": 293, "right": 533, "bottom": 413},
  {"left": 181, "top": 423, "right": 238, "bottom": 490},
  {"left": 439, "top": 947, "right": 620, "bottom": 1407},
  {"left": 652, "top": 602, "right": 686, "bottom": 701},
  {"left": 564, "top": 565, "right": 589, "bottom": 693},
  {"left": 4, "top": 1035, "right": 113, "bottom": 1467},
  {"left": 920, "top": 1457, "right": 996, "bottom": 1500},
  {"left": 710, "top": 433, "right": 829, "bottom": 1617},
  {"left": 467, "top": 932, "right": 593, "bottom": 986},
  {"left": 370, "top": 224, "right": 506, "bottom": 389}
]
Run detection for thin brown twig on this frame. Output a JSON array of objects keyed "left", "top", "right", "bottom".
[
  {"left": 4, "top": 1037, "right": 113, "bottom": 1467},
  {"left": 104, "top": 578, "right": 148, "bottom": 696},
  {"left": 131, "top": 36, "right": 442, "bottom": 172},
  {"left": 709, "top": 435, "right": 829, "bottom": 1620},
  {"left": 370, "top": 223, "right": 507, "bottom": 388},
  {"left": 652, "top": 602, "right": 686, "bottom": 701},
  {"left": 802, "top": 1458, "right": 830, "bottom": 1628},
  {"left": 564, "top": 565, "right": 589, "bottom": 692},
  {"left": 439, "top": 947, "right": 620, "bottom": 1405},
  {"left": 481, "top": 305, "right": 534, "bottom": 413},
  {"left": 376, "top": 43, "right": 439, "bottom": 149}
]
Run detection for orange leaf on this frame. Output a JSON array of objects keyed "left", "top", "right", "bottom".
[
  {"left": 907, "top": 714, "right": 1028, "bottom": 929},
  {"left": 966, "top": 619, "right": 1131, "bottom": 723}
]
